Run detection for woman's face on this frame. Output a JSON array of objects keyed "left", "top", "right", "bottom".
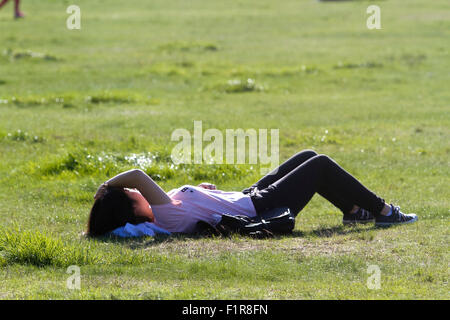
[{"left": 124, "top": 188, "right": 155, "bottom": 222}]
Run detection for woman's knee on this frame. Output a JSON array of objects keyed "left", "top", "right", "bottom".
[
  {"left": 311, "top": 154, "right": 333, "bottom": 166},
  {"left": 297, "top": 149, "right": 318, "bottom": 159}
]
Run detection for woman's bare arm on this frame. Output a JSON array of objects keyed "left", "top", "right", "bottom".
[{"left": 95, "top": 169, "right": 172, "bottom": 205}]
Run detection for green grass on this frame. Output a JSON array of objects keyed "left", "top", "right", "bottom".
[{"left": 0, "top": 0, "right": 449, "bottom": 299}]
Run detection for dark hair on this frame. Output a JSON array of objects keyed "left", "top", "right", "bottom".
[{"left": 87, "top": 187, "right": 149, "bottom": 237}]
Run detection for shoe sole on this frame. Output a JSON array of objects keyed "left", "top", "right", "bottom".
[
  {"left": 343, "top": 219, "right": 375, "bottom": 225},
  {"left": 375, "top": 216, "right": 418, "bottom": 227}
]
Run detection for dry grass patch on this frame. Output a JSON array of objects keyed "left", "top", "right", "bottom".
[{"left": 145, "top": 235, "right": 362, "bottom": 259}]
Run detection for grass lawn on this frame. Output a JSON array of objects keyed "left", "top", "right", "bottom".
[{"left": 0, "top": 0, "right": 448, "bottom": 299}]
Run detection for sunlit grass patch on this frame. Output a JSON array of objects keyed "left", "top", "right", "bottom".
[
  {"left": 0, "top": 229, "right": 170, "bottom": 268},
  {"left": 400, "top": 53, "right": 427, "bottom": 67},
  {"left": 158, "top": 41, "right": 219, "bottom": 53},
  {"left": 280, "top": 128, "right": 346, "bottom": 148},
  {"left": 3, "top": 48, "right": 59, "bottom": 62},
  {"left": 210, "top": 78, "right": 265, "bottom": 93},
  {"left": 40, "top": 151, "right": 130, "bottom": 177},
  {"left": 85, "top": 90, "right": 158, "bottom": 105},
  {"left": 85, "top": 91, "right": 138, "bottom": 105},
  {"left": 38, "top": 149, "right": 256, "bottom": 182},
  {"left": 0, "top": 93, "right": 76, "bottom": 108},
  {"left": 0, "top": 229, "right": 97, "bottom": 267},
  {"left": 0, "top": 91, "right": 158, "bottom": 108},
  {"left": 3, "top": 129, "right": 45, "bottom": 143},
  {"left": 262, "top": 65, "right": 320, "bottom": 76},
  {"left": 8, "top": 95, "right": 58, "bottom": 107},
  {"left": 144, "top": 63, "right": 189, "bottom": 77},
  {"left": 333, "top": 61, "right": 384, "bottom": 69},
  {"left": 140, "top": 62, "right": 320, "bottom": 80}
]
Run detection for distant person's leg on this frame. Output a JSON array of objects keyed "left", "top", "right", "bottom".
[
  {"left": 0, "top": 0, "right": 10, "bottom": 9},
  {"left": 0, "top": 0, "right": 24, "bottom": 17},
  {"left": 14, "top": 0, "right": 24, "bottom": 18}
]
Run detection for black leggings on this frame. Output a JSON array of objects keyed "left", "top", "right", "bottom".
[{"left": 248, "top": 150, "right": 385, "bottom": 217}]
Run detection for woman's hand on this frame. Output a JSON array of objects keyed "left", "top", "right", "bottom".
[
  {"left": 197, "top": 182, "right": 217, "bottom": 190},
  {"left": 94, "top": 183, "right": 108, "bottom": 200}
]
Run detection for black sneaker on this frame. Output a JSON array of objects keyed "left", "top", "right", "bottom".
[
  {"left": 375, "top": 204, "right": 418, "bottom": 227},
  {"left": 343, "top": 208, "right": 375, "bottom": 225}
]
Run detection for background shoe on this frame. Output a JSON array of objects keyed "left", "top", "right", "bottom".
[
  {"left": 375, "top": 204, "right": 418, "bottom": 226},
  {"left": 343, "top": 208, "right": 375, "bottom": 225}
]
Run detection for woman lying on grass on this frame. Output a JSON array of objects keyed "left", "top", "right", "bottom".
[{"left": 87, "top": 149, "right": 418, "bottom": 237}]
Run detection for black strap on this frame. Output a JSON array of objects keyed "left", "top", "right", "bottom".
[{"left": 201, "top": 207, "right": 295, "bottom": 238}]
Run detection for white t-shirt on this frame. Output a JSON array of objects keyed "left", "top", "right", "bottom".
[{"left": 151, "top": 185, "right": 257, "bottom": 233}]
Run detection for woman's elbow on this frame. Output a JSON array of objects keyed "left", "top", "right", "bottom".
[
  {"left": 129, "top": 168, "right": 144, "bottom": 175},
  {"left": 125, "top": 169, "right": 146, "bottom": 181}
]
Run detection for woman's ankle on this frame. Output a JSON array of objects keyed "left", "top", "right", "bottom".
[
  {"left": 349, "top": 205, "right": 359, "bottom": 214},
  {"left": 380, "top": 204, "right": 392, "bottom": 216}
]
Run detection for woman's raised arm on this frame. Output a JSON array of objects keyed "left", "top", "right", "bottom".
[{"left": 94, "top": 169, "right": 172, "bottom": 205}]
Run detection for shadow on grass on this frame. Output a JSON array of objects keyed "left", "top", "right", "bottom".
[
  {"left": 91, "top": 232, "right": 212, "bottom": 249},
  {"left": 91, "top": 223, "right": 386, "bottom": 249},
  {"left": 296, "top": 224, "right": 379, "bottom": 238}
]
